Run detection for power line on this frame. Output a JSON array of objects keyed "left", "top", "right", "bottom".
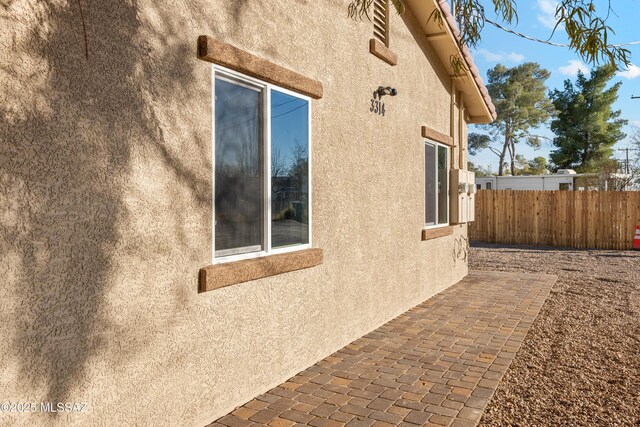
[
  {"left": 485, "top": 19, "right": 566, "bottom": 47},
  {"left": 617, "top": 147, "right": 640, "bottom": 174},
  {"left": 272, "top": 98, "right": 301, "bottom": 108},
  {"left": 484, "top": 18, "right": 640, "bottom": 48},
  {"left": 216, "top": 102, "right": 308, "bottom": 133},
  {"left": 271, "top": 103, "right": 307, "bottom": 119},
  {"left": 216, "top": 100, "right": 307, "bottom": 132}
]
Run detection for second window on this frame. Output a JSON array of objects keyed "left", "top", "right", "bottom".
[{"left": 424, "top": 140, "right": 449, "bottom": 227}]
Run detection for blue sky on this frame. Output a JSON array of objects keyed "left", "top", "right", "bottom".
[
  {"left": 271, "top": 90, "right": 309, "bottom": 173},
  {"left": 468, "top": 0, "right": 640, "bottom": 173}
]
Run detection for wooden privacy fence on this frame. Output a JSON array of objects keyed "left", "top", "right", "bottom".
[{"left": 469, "top": 190, "right": 640, "bottom": 250}]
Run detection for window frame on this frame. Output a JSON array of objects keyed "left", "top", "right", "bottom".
[
  {"left": 211, "top": 65, "right": 313, "bottom": 264},
  {"left": 424, "top": 139, "right": 450, "bottom": 229}
]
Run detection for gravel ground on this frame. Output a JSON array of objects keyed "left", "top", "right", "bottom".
[{"left": 470, "top": 243, "right": 640, "bottom": 427}]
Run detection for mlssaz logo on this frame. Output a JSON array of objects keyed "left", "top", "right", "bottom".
[{"left": 40, "top": 402, "right": 89, "bottom": 413}]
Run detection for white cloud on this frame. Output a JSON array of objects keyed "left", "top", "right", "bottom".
[
  {"left": 504, "top": 52, "right": 526, "bottom": 63},
  {"left": 617, "top": 64, "right": 640, "bottom": 79},
  {"left": 630, "top": 120, "right": 640, "bottom": 128},
  {"left": 476, "top": 49, "right": 525, "bottom": 63},
  {"left": 559, "top": 60, "right": 589, "bottom": 76},
  {"left": 537, "top": 0, "right": 562, "bottom": 30}
]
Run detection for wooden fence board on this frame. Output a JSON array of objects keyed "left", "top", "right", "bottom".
[{"left": 469, "top": 190, "right": 640, "bottom": 250}]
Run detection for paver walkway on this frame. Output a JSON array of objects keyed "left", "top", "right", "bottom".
[{"left": 210, "top": 271, "right": 557, "bottom": 427}]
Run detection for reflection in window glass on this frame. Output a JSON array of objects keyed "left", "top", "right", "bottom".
[
  {"left": 212, "top": 69, "right": 312, "bottom": 261},
  {"left": 425, "top": 143, "right": 436, "bottom": 225},
  {"left": 425, "top": 141, "right": 449, "bottom": 227},
  {"left": 438, "top": 145, "right": 449, "bottom": 225},
  {"left": 214, "top": 77, "right": 263, "bottom": 256},
  {"left": 271, "top": 90, "right": 309, "bottom": 248}
]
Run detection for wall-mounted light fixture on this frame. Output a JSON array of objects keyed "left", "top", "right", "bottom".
[{"left": 376, "top": 86, "right": 398, "bottom": 97}]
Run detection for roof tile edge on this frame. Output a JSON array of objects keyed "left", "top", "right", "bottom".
[{"left": 436, "top": 0, "right": 497, "bottom": 121}]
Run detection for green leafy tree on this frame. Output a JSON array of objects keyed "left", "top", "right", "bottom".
[
  {"left": 470, "top": 63, "right": 554, "bottom": 176},
  {"left": 467, "top": 161, "right": 492, "bottom": 177},
  {"left": 528, "top": 156, "right": 549, "bottom": 175},
  {"left": 549, "top": 66, "right": 627, "bottom": 172},
  {"left": 512, "top": 155, "right": 548, "bottom": 175},
  {"left": 468, "top": 133, "right": 490, "bottom": 156},
  {"left": 348, "top": 0, "right": 631, "bottom": 68}
]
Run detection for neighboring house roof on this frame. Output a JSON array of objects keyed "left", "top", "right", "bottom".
[{"left": 406, "top": 0, "right": 497, "bottom": 123}]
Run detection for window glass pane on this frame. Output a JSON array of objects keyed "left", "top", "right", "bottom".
[
  {"left": 271, "top": 90, "right": 309, "bottom": 248},
  {"left": 214, "top": 77, "right": 263, "bottom": 256},
  {"left": 425, "top": 142, "right": 436, "bottom": 225},
  {"left": 438, "top": 145, "right": 449, "bottom": 225}
]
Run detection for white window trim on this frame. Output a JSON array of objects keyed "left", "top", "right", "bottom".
[
  {"left": 424, "top": 139, "right": 449, "bottom": 229},
  {"left": 211, "top": 65, "right": 313, "bottom": 264}
]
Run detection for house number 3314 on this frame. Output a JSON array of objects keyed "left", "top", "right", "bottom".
[{"left": 370, "top": 98, "right": 386, "bottom": 116}]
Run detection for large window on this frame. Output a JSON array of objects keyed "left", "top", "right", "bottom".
[
  {"left": 213, "top": 67, "right": 311, "bottom": 261},
  {"left": 425, "top": 140, "right": 449, "bottom": 227}
]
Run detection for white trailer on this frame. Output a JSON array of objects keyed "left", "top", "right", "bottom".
[{"left": 476, "top": 169, "right": 576, "bottom": 190}]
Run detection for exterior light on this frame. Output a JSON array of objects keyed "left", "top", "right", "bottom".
[{"left": 377, "top": 86, "right": 398, "bottom": 97}]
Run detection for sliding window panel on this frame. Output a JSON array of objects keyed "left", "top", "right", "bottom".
[
  {"left": 437, "top": 145, "right": 449, "bottom": 225},
  {"left": 214, "top": 77, "right": 264, "bottom": 257},
  {"left": 425, "top": 142, "right": 437, "bottom": 226},
  {"left": 270, "top": 90, "right": 310, "bottom": 248}
]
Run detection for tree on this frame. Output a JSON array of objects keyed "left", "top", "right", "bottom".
[
  {"left": 528, "top": 156, "right": 549, "bottom": 175},
  {"left": 627, "top": 131, "right": 640, "bottom": 189},
  {"left": 513, "top": 155, "right": 548, "bottom": 175},
  {"left": 348, "top": 0, "right": 632, "bottom": 68},
  {"left": 469, "top": 63, "right": 554, "bottom": 176},
  {"left": 634, "top": 131, "right": 640, "bottom": 169},
  {"left": 549, "top": 66, "right": 627, "bottom": 173},
  {"left": 289, "top": 141, "right": 309, "bottom": 194},
  {"left": 468, "top": 133, "right": 490, "bottom": 156},
  {"left": 468, "top": 161, "right": 492, "bottom": 177},
  {"left": 271, "top": 147, "right": 288, "bottom": 178}
]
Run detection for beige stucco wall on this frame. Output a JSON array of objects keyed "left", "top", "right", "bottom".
[{"left": 0, "top": 1, "right": 471, "bottom": 426}]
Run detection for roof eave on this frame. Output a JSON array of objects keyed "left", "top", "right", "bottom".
[{"left": 405, "top": 0, "right": 496, "bottom": 123}]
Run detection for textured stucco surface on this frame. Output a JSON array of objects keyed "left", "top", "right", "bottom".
[
  {"left": 197, "top": 35, "right": 324, "bottom": 99},
  {"left": 1, "top": 1, "right": 470, "bottom": 426}
]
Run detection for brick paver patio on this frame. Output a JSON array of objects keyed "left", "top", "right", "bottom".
[{"left": 209, "top": 271, "right": 557, "bottom": 427}]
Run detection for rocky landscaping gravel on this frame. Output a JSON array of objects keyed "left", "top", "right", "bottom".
[{"left": 470, "top": 243, "right": 640, "bottom": 427}]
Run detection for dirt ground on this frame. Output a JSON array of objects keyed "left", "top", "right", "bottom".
[{"left": 470, "top": 243, "right": 640, "bottom": 427}]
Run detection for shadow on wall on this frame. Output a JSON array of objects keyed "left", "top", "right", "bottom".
[
  {"left": 401, "top": 11, "right": 451, "bottom": 93},
  {"left": 0, "top": 0, "right": 216, "bottom": 414}
]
